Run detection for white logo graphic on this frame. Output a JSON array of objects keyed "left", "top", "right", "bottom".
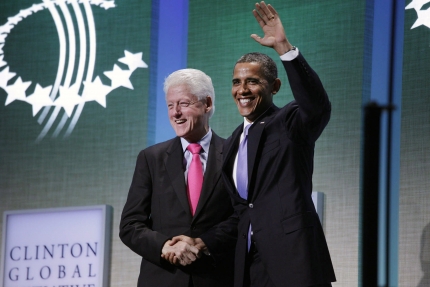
[
  {"left": 0, "top": 0, "right": 148, "bottom": 142},
  {"left": 406, "top": 0, "right": 430, "bottom": 29}
]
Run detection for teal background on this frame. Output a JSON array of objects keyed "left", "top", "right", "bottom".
[
  {"left": 1, "top": 0, "right": 429, "bottom": 286},
  {"left": 0, "top": 1, "right": 150, "bottom": 285},
  {"left": 400, "top": 3, "right": 430, "bottom": 286}
]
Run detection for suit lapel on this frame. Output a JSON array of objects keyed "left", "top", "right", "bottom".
[
  {"left": 165, "top": 138, "right": 192, "bottom": 218},
  {"left": 193, "top": 133, "right": 223, "bottom": 219},
  {"left": 247, "top": 105, "right": 278, "bottom": 200}
]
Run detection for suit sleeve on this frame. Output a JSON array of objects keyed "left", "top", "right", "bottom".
[
  {"left": 199, "top": 139, "right": 241, "bottom": 265},
  {"left": 119, "top": 150, "right": 171, "bottom": 268},
  {"left": 199, "top": 198, "right": 239, "bottom": 264},
  {"left": 282, "top": 52, "right": 331, "bottom": 142}
]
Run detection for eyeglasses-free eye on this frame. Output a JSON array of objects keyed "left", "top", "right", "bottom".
[{"left": 167, "top": 100, "right": 200, "bottom": 110}]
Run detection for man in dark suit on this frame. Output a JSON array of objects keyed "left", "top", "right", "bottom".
[
  {"left": 119, "top": 68, "right": 235, "bottom": 287},
  {"left": 221, "top": 2, "right": 336, "bottom": 286},
  {"left": 159, "top": 2, "right": 336, "bottom": 286}
]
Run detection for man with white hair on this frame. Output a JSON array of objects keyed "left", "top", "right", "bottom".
[{"left": 120, "top": 68, "right": 236, "bottom": 287}]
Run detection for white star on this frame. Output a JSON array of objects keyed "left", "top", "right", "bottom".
[
  {"left": 25, "top": 84, "right": 53, "bottom": 116},
  {"left": 91, "top": 0, "right": 104, "bottom": 5},
  {"left": 0, "top": 23, "right": 14, "bottom": 34},
  {"left": 54, "top": 84, "right": 83, "bottom": 117},
  {"left": 4, "top": 77, "right": 32, "bottom": 105},
  {"left": 118, "top": 50, "right": 148, "bottom": 72},
  {"left": 100, "top": 1, "right": 116, "bottom": 9},
  {"left": 7, "top": 15, "right": 23, "bottom": 26},
  {"left": 82, "top": 76, "right": 113, "bottom": 107},
  {"left": 103, "top": 64, "right": 134, "bottom": 89},
  {"left": 411, "top": 7, "right": 430, "bottom": 28},
  {"left": 0, "top": 55, "right": 7, "bottom": 68},
  {"left": 0, "top": 66, "right": 17, "bottom": 88},
  {"left": 30, "top": 3, "right": 45, "bottom": 13},
  {"left": 68, "top": 0, "right": 82, "bottom": 4},
  {"left": 18, "top": 9, "right": 33, "bottom": 19},
  {"left": 0, "top": 34, "right": 7, "bottom": 43},
  {"left": 406, "top": 0, "right": 430, "bottom": 11}
]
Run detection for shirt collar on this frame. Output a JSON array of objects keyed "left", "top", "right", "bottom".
[
  {"left": 180, "top": 128, "right": 212, "bottom": 153},
  {"left": 243, "top": 118, "right": 252, "bottom": 131}
]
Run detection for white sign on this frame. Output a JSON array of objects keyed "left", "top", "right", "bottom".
[{"left": 0, "top": 205, "right": 112, "bottom": 287}]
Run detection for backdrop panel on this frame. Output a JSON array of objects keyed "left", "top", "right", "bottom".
[
  {"left": 0, "top": 1, "right": 150, "bottom": 286},
  {"left": 400, "top": 3, "right": 430, "bottom": 286}
]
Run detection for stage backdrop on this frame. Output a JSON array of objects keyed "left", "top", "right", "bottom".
[
  {"left": 0, "top": 0, "right": 150, "bottom": 286},
  {"left": 1, "top": 0, "right": 429, "bottom": 286},
  {"left": 401, "top": 2, "right": 430, "bottom": 286}
]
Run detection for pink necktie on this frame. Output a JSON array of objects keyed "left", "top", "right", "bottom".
[{"left": 187, "top": 143, "right": 203, "bottom": 215}]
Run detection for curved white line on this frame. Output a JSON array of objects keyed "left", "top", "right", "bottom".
[
  {"left": 37, "top": 0, "right": 67, "bottom": 131},
  {"left": 71, "top": 0, "right": 87, "bottom": 86},
  {"left": 84, "top": 0, "right": 96, "bottom": 83},
  {"left": 37, "top": 103, "right": 51, "bottom": 125},
  {"left": 36, "top": 106, "right": 62, "bottom": 142},
  {"left": 58, "top": 1, "right": 76, "bottom": 88},
  {"left": 65, "top": 0, "right": 97, "bottom": 137},
  {"left": 39, "top": 0, "right": 77, "bottom": 140},
  {"left": 53, "top": 0, "right": 85, "bottom": 135},
  {"left": 40, "top": 1, "right": 67, "bottom": 103},
  {"left": 53, "top": 112, "right": 69, "bottom": 137}
]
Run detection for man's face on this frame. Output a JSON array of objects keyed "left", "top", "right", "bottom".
[
  {"left": 232, "top": 62, "right": 277, "bottom": 122},
  {"left": 166, "top": 84, "right": 211, "bottom": 143}
]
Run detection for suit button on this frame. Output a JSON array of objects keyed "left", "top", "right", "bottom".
[
  {"left": 249, "top": 203, "right": 253, "bottom": 208},
  {"left": 242, "top": 233, "right": 246, "bottom": 239}
]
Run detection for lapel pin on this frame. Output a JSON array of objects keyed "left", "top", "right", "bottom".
[{"left": 260, "top": 122, "right": 265, "bottom": 124}]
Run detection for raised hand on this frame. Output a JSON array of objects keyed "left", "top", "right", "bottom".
[{"left": 251, "top": 1, "right": 293, "bottom": 55}]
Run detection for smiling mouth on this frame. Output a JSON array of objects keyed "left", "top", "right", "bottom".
[
  {"left": 175, "top": 119, "right": 186, "bottom": 124},
  {"left": 238, "top": 97, "right": 254, "bottom": 106}
]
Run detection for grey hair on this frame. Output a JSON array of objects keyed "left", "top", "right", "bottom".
[
  {"left": 234, "top": 52, "right": 278, "bottom": 83},
  {"left": 164, "top": 68, "right": 215, "bottom": 118}
]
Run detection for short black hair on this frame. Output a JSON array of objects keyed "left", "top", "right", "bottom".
[{"left": 234, "top": 52, "right": 278, "bottom": 82}]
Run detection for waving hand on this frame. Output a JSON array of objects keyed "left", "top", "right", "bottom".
[{"left": 251, "top": 1, "right": 294, "bottom": 56}]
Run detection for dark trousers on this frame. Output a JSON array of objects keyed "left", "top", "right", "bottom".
[{"left": 244, "top": 242, "right": 332, "bottom": 287}]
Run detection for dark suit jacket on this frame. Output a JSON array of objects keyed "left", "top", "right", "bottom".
[
  {"left": 222, "top": 53, "right": 336, "bottom": 287},
  {"left": 120, "top": 132, "right": 235, "bottom": 287}
]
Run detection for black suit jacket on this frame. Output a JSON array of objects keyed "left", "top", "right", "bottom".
[
  {"left": 120, "top": 132, "right": 235, "bottom": 287},
  {"left": 222, "top": 53, "right": 336, "bottom": 287}
]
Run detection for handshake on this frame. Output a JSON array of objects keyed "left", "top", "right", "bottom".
[{"left": 161, "top": 235, "right": 209, "bottom": 266}]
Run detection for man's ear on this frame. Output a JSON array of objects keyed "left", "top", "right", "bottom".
[
  {"left": 205, "top": 96, "right": 213, "bottom": 113},
  {"left": 271, "top": 78, "right": 281, "bottom": 95}
]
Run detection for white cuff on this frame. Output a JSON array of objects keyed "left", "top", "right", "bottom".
[{"left": 280, "top": 47, "right": 299, "bottom": 61}]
